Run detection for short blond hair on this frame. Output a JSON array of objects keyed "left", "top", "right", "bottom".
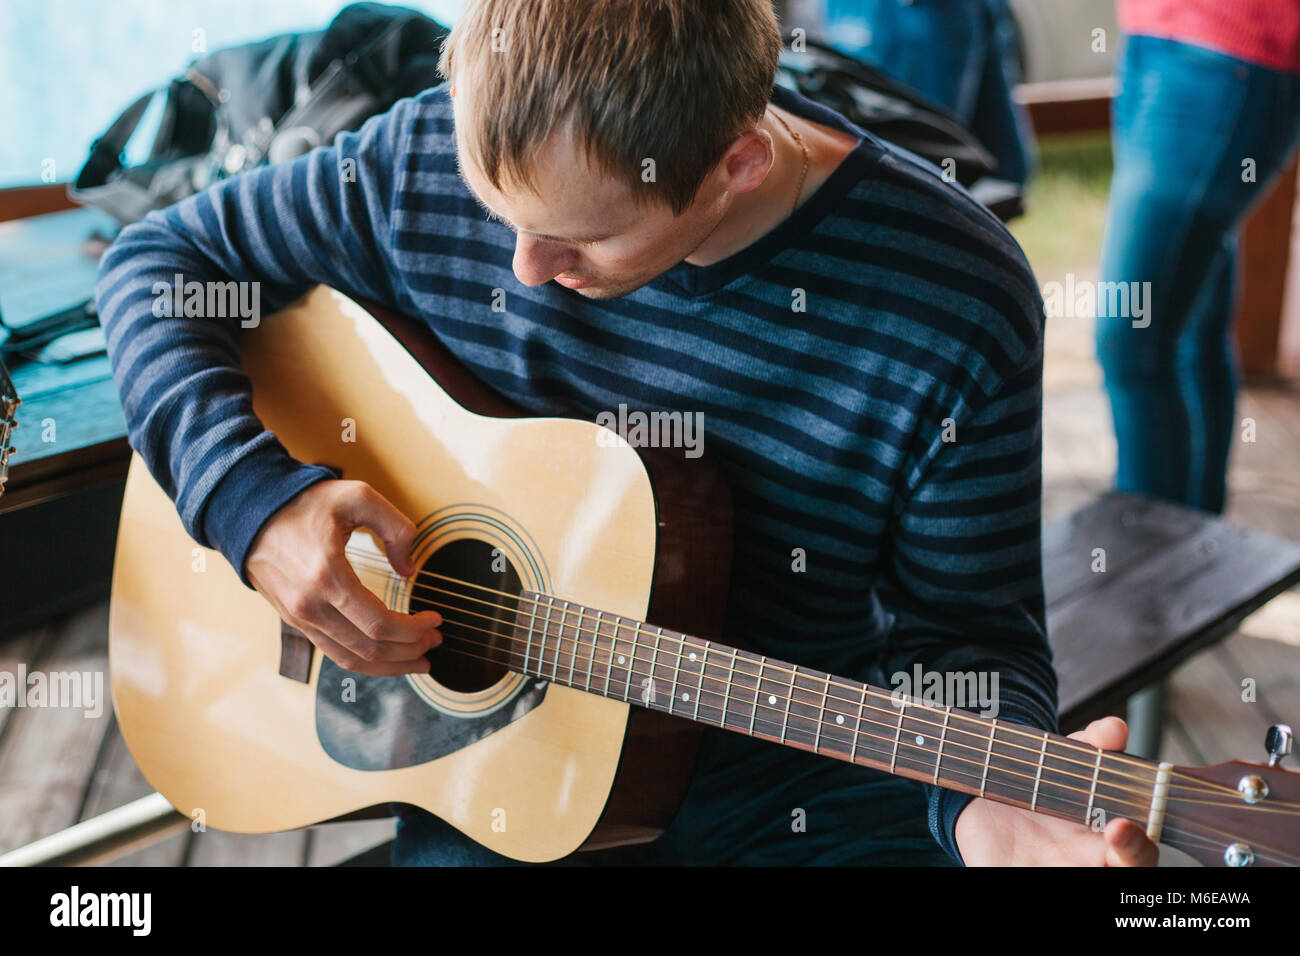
[{"left": 438, "top": 0, "right": 782, "bottom": 214}]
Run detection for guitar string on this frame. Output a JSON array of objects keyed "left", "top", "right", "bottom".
[
  {"left": 423, "top": 596, "right": 1239, "bottom": 805},
  {"left": 343, "top": 548, "right": 1272, "bottom": 806},
  {"left": 342, "top": 549, "right": 1227, "bottom": 793},
  {"left": 343, "top": 553, "right": 1295, "bottom": 829},
  {"left": 376, "top": 569, "right": 1201, "bottom": 800},
  {"left": 344, "top": 549, "right": 1283, "bottom": 806},
  {"left": 327, "top": 551, "right": 1300, "bottom": 860},
  {"left": 418, "top": 624, "right": 1295, "bottom": 863},
  {"left": 424, "top": 612, "right": 1300, "bottom": 825},
  {"left": 406, "top": 624, "right": 1300, "bottom": 865}
]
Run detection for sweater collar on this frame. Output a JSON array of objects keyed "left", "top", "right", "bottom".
[{"left": 649, "top": 82, "right": 881, "bottom": 299}]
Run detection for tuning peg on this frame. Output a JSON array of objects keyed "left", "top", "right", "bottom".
[{"left": 1266, "top": 724, "right": 1292, "bottom": 768}]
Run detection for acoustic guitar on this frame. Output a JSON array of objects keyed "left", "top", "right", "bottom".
[{"left": 109, "top": 286, "right": 1300, "bottom": 865}]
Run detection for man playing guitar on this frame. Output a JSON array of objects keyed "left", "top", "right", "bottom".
[{"left": 97, "top": 0, "right": 1156, "bottom": 866}]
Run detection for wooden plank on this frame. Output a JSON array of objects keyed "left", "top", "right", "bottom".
[
  {"left": 1041, "top": 385, "right": 1113, "bottom": 490},
  {"left": 1164, "top": 644, "right": 1271, "bottom": 769},
  {"left": 1051, "top": 518, "right": 1300, "bottom": 731},
  {"left": 1013, "top": 78, "right": 1114, "bottom": 136},
  {"left": 1235, "top": 156, "right": 1299, "bottom": 381},
  {"left": 6, "top": 373, "right": 128, "bottom": 487},
  {"left": 77, "top": 715, "right": 191, "bottom": 867},
  {"left": 1243, "top": 384, "right": 1300, "bottom": 452},
  {"left": 0, "top": 601, "right": 114, "bottom": 853},
  {"left": 1043, "top": 491, "right": 1213, "bottom": 611},
  {"left": 1214, "top": 632, "right": 1300, "bottom": 732},
  {"left": 0, "top": 185, "right": 76, "bottom": 224},
  {"left": 306, "top": 818, "right": 397, "bottom": 867},
  {"left": 0, "top": 624, "right": 53, "bottom": 739},
  {"left": 185, "top": 828, "right": 310, "bottom": 867}
]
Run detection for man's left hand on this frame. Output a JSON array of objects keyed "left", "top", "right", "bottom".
[{"left": 953, "top": 716, "right": 1160, "bottom": 866}]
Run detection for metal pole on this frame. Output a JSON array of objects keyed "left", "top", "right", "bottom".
[{"left": 0, "top": 792, "right": 190, "bottom": 867}]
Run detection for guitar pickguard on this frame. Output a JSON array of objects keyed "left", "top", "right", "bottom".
[{"left": 314, "top": 663, "right": 549, "bottom": 771}]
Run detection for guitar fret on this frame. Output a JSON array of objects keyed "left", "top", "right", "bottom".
[
  {"left": 850, "top": 684, "right": 866, "bottom": 762},
  {"left": 979, "top": 719, "right": 997, "bottom": 797},
  {"left": 613, "top": 617, "right": 628, "bottom": 700},
  {"left": 723, "top": 648, "right": 738, "bottom": 730},
  {"left": 600, "top": 611, "right": 613, "bottom": 698},
  {"left": 693, "top": 641, "right": 709, "bottom": 722},
  {"left": 649, "top": 625, "right": 663, "bottom": 711},
  {"left": 890, "top": 699, "right": 906, "bottom": 774},
  {"left": 554, "top": 599, "right": 567, "bottom": 681},
  {"left": 779, "top": 665, "right": 795, "bottom": 743},
  {"left": 564, "top": 602, "right": 577, "bottom": 684},
  {"left": 749, "top": 656, "right": 767, "bottom": 735},
  {"left": 1030, "top": 733, "right": 1049, "bottom": 811},
  {"left": 1085, "top": 747, "right": 1103, "bottom": 826},
  {"left": 584, "top": 607, "right": 596, "bottom": 692},
  {"left": 541, "top": 597, "right": 556, "bottom": 678},
  {"left": 626, "top": 620, "right": 639, "bottom": 703},
  {"left": 661, "top": 627, "right": 677, "bottom": 713},
  {"left": 933, "top": 707, "right": 951, "bottom": 783},
  {"left": 813, "top": 674, "right": 830, "bottom": 753},
  {"left": 523, "top": 593, "right": 540, "bottom": 676}
]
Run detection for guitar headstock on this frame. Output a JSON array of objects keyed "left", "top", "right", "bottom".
[
  {"left": 0, "top": 355, "right": 19, "bottom": 498},
  {"left": 1161, "top": 724, "right": 1299, "bottom": 867}
]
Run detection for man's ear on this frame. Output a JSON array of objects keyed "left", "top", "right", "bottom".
[{"left": 715, "top": 127, "right": 774, "bottom": 197}]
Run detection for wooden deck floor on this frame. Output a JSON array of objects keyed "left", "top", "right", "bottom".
[{"left": 2, "top": 306, "right": 1297, "bottom": 866}]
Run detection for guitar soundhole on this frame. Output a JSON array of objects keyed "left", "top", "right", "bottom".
[{"left": 415, "top": 538, "right": 522, "bottom": 693}]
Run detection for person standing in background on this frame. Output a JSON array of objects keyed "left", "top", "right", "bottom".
[
  {"left": 789, "top": 0, "right": 1037, "bottom": 187},
  {"left": 1098, "top": 0, "right": 1300, "bottom": 514}
]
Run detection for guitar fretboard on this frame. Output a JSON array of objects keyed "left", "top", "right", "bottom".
[{"left": 496, "top": 590, "right": 1164, "bottom": 838}]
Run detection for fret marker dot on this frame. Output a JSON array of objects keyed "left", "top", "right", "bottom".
[
  {"left": 682, "top": 692, "right": 690, "bottom": 702},
  {"left": 915, "top": 735, "right": 925, "bottom": 745},
  {"left": 689, "top": 652, "right": 697, "bottom": 661},
  {"left": 835, "top": 715, "right": 845, "bottom": 725},
  {"left": 617, "top": 655, "right": 626, "bottom": 665},
  {"left": 767, "top": 694, "right": 777, "bottom": 705}
]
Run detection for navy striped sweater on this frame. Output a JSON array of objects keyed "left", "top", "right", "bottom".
[{"left": 97, "top": 81, "right": 1058, "bottom": 865}]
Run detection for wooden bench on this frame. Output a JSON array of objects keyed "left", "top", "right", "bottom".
[{"left": 1046, "top": 491, "right": 1300, "bottom": 745}]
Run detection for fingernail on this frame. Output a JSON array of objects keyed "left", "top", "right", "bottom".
[{"left": 1121, "top": 823, "right": 1143, "bottom": 849}]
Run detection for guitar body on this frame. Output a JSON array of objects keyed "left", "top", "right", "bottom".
[{"left": 109, "top": 287, "right": 732, "bottom": 862}]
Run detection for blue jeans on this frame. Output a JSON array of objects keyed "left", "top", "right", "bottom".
[
  {"left": 1097, "top": 34, "right": 1300, "bottom": 513},
  {"left": 818, "top": 0, "right": 1035, "bottom": 185},
  {"left": 390, "top": 726, "right": 958, "bottom": 866}
]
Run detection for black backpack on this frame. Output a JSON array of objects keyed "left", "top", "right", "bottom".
[
  {"left": 70, "top": 2, "right": 449, "bottom": 225},
  {"left": 778, "top": 37, "right": 1022, "bottom": 220}
]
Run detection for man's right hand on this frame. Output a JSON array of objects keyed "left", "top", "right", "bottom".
[{"left": 245, "top": 479, "right": 442, "bottom": 676}]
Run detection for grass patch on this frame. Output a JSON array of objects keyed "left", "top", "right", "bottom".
[{"left": 1010, "top": 131, "right": 1114, "bottom": 278}]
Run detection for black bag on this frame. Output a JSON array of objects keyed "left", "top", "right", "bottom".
[
  {"left": 70, "top": 2, "right": 449, "bottom": 225},
  {"left": 778, "top": 37, "right": 1022, "bottom": 221}
]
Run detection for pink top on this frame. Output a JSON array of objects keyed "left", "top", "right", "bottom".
[{"left": 1119, "top": 0, "right": 1300, "bottom": 73}]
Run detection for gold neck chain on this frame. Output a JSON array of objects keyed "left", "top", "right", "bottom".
[{"left": 768, "top": 107, "right": 810, "bottom": 219}]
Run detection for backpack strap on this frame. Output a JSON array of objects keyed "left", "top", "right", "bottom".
[{"left": 71, "top": 90, "right": 156, "bottom": 193}]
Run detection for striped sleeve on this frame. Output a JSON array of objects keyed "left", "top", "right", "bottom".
[
  {"left": 95, "top": 96, "right": 417, "bottom": 586},
  {"left": 876, "top": 295, "right": 1059, "bottom": 865}
]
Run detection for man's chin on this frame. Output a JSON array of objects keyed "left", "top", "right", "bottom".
[{"left": 562, "top": 276, "right": 652, "bottom": 300}]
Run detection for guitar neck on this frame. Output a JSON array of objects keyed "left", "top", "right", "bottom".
[{"left": 494, "top": 590, "right": 1169, "bottom": 842}]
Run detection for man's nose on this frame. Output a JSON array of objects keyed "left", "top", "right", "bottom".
[{"left": 512, "top": 234, "right": 578, "bottom": 287}]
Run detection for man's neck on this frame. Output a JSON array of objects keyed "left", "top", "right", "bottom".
[{"left": 684, "top": 106, "right": 858, "bottom": 268}]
